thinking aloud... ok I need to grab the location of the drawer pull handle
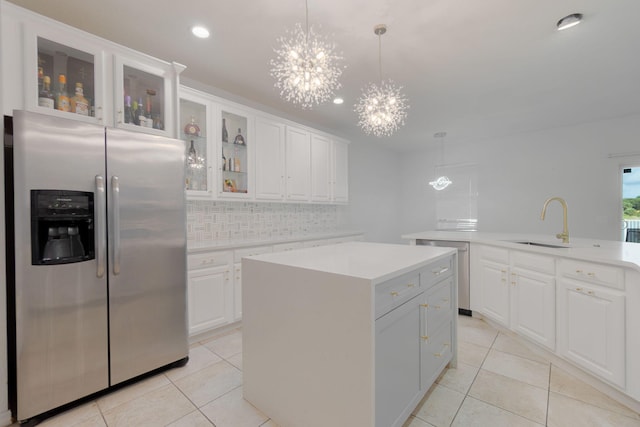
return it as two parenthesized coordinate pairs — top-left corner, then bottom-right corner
(587, 290), (594, 295)
(433, 267), (449, 276)
(501, 269), (507, 273)
(587, 272), (596, 277)
(390, 291), (399, 297)
(575, 287), (582, 292)
(420, 303), (429, 308)
(434, 305), (441, 310)
(434, 352), (443, 358)
(407, 283), (415, 288)
(421, 335), (429, 341)
(576, 269), (583, 274)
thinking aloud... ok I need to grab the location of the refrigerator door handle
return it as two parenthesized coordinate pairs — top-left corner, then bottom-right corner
(112, 176), (121, 275)
(95, 175), (106, 278)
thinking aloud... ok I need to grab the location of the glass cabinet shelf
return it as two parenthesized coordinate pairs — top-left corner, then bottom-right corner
(122, 65), (165, 131)
(220, 110), (249, 195)
(180, 96), (211, 194)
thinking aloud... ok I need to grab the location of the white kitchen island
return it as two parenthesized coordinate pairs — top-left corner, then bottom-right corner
(242, 242), (457, 427)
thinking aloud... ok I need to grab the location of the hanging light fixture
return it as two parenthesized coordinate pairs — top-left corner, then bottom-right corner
(270, 0), (344, 109)
(429, 132), (452, 190)
(354, 24), (409, 137)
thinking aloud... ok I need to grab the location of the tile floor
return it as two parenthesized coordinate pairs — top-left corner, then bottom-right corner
(12, 315), (640, 427)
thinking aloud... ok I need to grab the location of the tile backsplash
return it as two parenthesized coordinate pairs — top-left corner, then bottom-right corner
(187, 200), (350, 242)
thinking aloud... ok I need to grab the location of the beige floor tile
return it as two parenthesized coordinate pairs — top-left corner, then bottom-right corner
(452, 397), (544, 427)
(38, 402), (103, 427)
(202, 330), (243, 358)
(468, 369), (548, 424)
(458, 322), (498, 348)
(165, 344), (223, 382)
(96, 373), (170, 413)
(403, 415), (436, 427)
(482, 348), (550, 389)
(550, 366), (640, 420)
(166, 410), (215, 426)
(413, 384), (465, 427)
(200, 387), (269, 427)
(227, 352), (243, 370)
(436, 362), (479, 394)
(492, 332), (549, 364)
(548, 392), (640, 427)
(102, 384), (195, 427)
(173, 359), (242, 407)
(457, 340), (490, 367)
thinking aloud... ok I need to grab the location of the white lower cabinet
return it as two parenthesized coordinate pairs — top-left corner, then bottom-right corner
(187, 251), (233, 335)
(477, 258), (510, 327)
(557, 278), (625, 387)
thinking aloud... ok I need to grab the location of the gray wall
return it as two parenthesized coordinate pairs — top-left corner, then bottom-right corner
(397, 113), (640, 241)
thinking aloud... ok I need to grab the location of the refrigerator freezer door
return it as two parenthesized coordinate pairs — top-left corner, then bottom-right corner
(105, 128), (188, 385)
(12, 111), (109, 420)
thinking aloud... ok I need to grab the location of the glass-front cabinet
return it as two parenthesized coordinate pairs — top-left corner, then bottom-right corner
(180, 88), (214, 196)
(115, 55), (179, 137)
(24, 24), (105, 124)
(218, 106), (253, 199)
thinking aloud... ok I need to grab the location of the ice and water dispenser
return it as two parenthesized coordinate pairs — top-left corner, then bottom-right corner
(31, 190), (95, 265)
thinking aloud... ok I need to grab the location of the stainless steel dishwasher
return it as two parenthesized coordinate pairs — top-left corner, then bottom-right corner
(416, 240), (471, 315)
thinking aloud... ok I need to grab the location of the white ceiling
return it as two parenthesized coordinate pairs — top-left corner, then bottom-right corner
(8, 0), (640, 151)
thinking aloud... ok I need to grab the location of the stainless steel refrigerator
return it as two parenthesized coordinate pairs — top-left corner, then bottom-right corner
(5, 110), (188, 424)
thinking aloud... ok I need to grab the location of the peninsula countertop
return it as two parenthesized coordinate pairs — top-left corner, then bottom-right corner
(401, 231), (640, 272)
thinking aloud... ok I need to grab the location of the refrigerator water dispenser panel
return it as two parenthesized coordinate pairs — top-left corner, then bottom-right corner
(31, 189), (95, 265)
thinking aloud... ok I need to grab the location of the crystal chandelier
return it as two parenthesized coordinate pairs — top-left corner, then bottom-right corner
(270, 0), (344, 109)
(355, 24), (409, 137)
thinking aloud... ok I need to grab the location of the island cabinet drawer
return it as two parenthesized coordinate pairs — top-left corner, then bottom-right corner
(422, 277), (454, 335)
(234, 246), (273, 263)
(479, 245), (509, 264)
(375, 272), (421, 319)
(511, 251), (555, 275)
(558, 259), (624, 290)
(188, 251), (232, 270)
(421, 256), (454, 289)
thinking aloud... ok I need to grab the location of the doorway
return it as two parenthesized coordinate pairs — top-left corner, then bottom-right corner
(622, 166), (640, 242)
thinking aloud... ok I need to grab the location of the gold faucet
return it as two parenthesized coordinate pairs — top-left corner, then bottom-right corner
(540, 197), (569, 243)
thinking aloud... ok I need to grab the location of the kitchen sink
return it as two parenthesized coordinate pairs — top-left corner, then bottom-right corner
(511, 241), (570, 249)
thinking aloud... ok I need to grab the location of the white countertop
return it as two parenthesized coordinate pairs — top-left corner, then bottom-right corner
(187, 230), (363, 253)
(401, 231), (640, 271)
(244, 241), (456, 284)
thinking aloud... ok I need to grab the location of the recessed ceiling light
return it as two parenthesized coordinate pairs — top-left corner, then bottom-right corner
(191, 26), (210, 39)
(333, 97), (344, 105)
(557, 13), (583, 31)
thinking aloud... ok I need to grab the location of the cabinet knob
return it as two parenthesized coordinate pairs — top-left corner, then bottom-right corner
(421, 335), (429, 341)
(576, 269), (583, 274)
(390, 291), (399, 297)
(406, 283), (415, 288)
(587, 290), (595, 295)
(420, 303), (429, 308)
(434, 352), (443, 358)
(587, 272), (596, 277)
(575, 287), (582, 292)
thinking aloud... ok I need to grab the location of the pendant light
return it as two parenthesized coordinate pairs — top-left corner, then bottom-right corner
(429, 132), (452, 190)
(270, 0), (344, 109)
(354, 24), (409, 137)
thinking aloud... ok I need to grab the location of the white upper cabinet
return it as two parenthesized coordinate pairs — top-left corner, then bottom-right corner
(8, 3), (184, 137)
(332, 138), (349, 203)
(310, 133), (332, 202)
(285, 125), (311, 202)
(23, 21), (106, 125)
(254, 116), (286, 201)
(217, 104), (254, 199)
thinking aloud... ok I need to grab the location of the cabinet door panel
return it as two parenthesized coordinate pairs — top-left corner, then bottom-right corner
(285, 126), (311, 201)
(188, 266), (229, 335)
(310, 134), (331, 202)
(333, 140), (349, 203)
(557, 279), (625, 387)
(479, 261), (509, 326)
(255, 117), (285, 200)
(375, 295), (421, 427)
(511, 269), (555, 350)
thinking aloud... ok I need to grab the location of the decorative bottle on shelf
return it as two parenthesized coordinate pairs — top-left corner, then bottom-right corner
(37, 67), (44, 93)
(233, 128), (245, 145)
(132, 100), (140, 125)
(222, 150), (226, 171)
(56, 74), (70, 112)
(70, 82), (89, 116)
(187, 140), (197, 167)
(124, 95), (132, 124)
(38, 76), (55, 109)
(222, 118), (229, 142)
(184, 116), (200, 136)
(136, 97), (145, 126)
(234, 148), (240, 172)
(145, 89), (155, 128)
